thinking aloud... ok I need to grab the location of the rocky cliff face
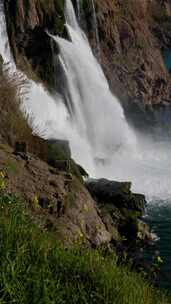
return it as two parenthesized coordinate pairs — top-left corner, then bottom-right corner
(4, 0), (65, 87)
(90, 0), (171, 130)
(94, 0), (171, 104)
(4, 0), (171, 130)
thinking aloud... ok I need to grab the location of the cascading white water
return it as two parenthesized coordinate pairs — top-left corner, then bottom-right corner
(65, 0), (79, 31)
(0, 2), (13, 66)
(90, 0), (101, 58)
(52, 24), (136, 160)
(1, 0), (171, 201)
(76, 0), (81, 22)
(51, 0), (171, 201)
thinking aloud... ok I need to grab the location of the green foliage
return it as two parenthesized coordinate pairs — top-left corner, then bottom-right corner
(70, 159), (83, 181)
(0, 193), (169, 303)
(47, 142), (83, 181)
(5, 160), (18, 174)
(47, 142), (70, 162)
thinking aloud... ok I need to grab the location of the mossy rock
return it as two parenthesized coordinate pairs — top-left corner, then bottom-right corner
(86, 178), (146, 214)
(46, 140), (83, 181)
(47, 139), (71, 164)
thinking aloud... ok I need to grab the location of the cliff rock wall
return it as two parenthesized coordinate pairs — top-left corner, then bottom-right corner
(4, 0), (65, 87)
(4, 0), (171, 131)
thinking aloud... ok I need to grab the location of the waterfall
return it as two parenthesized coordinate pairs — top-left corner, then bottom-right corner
(50, 0), (171, 200)
(0, 2), (14, 68)
(1, 0), (171, 200)
(52, 23), (135, 161)
(65, 0), (79, 31)
(76, 0), (81, 22)
(90, 0), (101, 59)
(0, 0), (97, 172)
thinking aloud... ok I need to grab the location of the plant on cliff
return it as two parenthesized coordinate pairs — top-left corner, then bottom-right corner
(0, 192), (169, 304)
(0, 69), (31, 146)
(0, 69), (76, 166)
(0, 69), (48, 158)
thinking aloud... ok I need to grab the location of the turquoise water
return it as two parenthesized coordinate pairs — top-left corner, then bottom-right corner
(163, 50), (171, 71)
(146, 202), (171, 291)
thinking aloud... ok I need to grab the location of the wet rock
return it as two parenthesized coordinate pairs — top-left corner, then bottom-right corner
(137, 219), (157, 243)
(85, 177), (150, 251)
(47, 140), (71, 171)
(86, 178), (146, 214)
(119, 215), (138, 241)
(76, 164), (89, 178)
(47, 140), (71, 161)
(86, 178), (131, 196)
(52, 160), (71, 172)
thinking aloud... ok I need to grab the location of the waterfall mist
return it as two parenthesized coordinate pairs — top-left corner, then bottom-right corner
(1, 0), (171, 201)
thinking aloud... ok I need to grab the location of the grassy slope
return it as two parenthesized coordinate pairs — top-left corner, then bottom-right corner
(0, 192), (169, 304)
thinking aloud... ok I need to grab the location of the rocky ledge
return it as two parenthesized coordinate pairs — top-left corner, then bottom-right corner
(86, 178), (152, 245)
(85, 178), (159, 278)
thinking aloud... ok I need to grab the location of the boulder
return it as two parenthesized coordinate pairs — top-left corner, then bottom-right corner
(85, 178), (150, 247)
(86, 178), (131, 197)
(47, 139), (71, 162)
(47, 140), (84, 181)
(85, 178), (146, 214)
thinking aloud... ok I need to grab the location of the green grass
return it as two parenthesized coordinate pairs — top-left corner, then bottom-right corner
(0, 193), (170, 304)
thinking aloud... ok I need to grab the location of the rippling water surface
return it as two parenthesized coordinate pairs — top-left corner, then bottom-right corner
(146, 201), (171, 291)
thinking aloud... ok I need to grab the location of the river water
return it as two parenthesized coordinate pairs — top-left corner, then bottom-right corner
(146, 202), (171, 291)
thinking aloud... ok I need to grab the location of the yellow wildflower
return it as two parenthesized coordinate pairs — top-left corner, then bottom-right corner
(0, 179), (6, 190)
(157, 256), (164, 264)
(0, 171), (5, 179)
(33, 195), (40, 209)
(137, 231), (143, 240)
